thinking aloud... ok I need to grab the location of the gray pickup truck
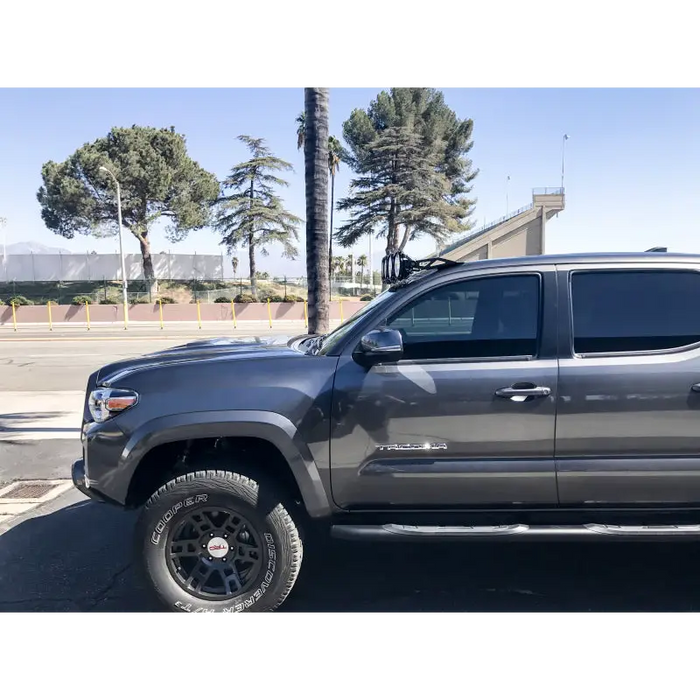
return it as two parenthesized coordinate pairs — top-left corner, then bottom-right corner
(72, 250), (700, 612)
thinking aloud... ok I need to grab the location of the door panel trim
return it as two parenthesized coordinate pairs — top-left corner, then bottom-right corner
(557, 457), (700, 505)
(360, 458), (556, 476)
(335, 458), (558, 508)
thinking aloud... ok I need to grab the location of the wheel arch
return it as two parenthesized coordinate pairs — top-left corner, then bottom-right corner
(115, 410), (331, 518)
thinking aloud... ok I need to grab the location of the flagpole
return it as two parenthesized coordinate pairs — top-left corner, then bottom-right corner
(561, 134), (569, 190)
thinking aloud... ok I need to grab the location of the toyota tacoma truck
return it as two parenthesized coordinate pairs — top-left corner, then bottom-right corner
(72, 250), (700, 612)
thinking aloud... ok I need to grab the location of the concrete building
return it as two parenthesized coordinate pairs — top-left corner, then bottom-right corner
(438, 188), (565, 262)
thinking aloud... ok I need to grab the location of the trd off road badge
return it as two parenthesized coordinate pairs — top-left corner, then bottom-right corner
(376, 443), (448, 452)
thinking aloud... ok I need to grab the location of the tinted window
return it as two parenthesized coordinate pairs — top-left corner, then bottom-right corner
(571, 270), (700, 354)
(386, 274), (540, 361)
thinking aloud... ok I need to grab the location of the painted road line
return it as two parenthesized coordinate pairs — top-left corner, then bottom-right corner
(0, 502), (36, 515)
(0, 391), (83, 442)
(2, 431), (81, 441)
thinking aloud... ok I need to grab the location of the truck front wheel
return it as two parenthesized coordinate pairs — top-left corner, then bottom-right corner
(135, 469), (303, 612)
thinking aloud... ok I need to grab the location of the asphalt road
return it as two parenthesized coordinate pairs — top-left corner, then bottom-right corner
(4, 481), (700, 612)
(4, 331), (700, 612)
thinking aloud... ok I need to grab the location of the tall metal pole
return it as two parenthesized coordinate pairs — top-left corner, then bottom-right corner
(329, 170), (334, 289)
(100, 166), (129, 327)
(506, 175), (510, 215)
(368, 234), (373, 293)
(561, 134), (569, 191)
(0, 216), (7, 283)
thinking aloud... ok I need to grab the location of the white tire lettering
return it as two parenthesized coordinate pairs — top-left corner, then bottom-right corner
(150, 494), (209, 545)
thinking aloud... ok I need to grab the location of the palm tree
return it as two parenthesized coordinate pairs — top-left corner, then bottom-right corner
(356, 253), (368, 290)
(331, 256), (346, 275)
(296, 112), (305, 150)
(303, 89), (330, 334)
(297, 113), (342, 286)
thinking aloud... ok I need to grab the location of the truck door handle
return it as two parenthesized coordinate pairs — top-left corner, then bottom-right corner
(692, 384), (700, 393)
(495, 385), (551, 399)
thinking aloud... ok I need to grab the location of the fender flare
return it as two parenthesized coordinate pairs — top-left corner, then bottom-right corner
(111, 410), (331, 518)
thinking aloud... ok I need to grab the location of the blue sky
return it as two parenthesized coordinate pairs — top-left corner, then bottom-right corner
(1, 88), (698, 276)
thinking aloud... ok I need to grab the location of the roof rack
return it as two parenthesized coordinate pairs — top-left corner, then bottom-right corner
(645, 246), (667, 252)
(380, 252), (461, 284)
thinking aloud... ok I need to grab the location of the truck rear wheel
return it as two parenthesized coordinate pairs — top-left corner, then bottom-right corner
(135, 469), (303, 612)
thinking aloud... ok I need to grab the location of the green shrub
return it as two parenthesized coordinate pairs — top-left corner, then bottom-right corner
(214, 296), (231, 303)
(266, 294), (284, 303)
(360, 294), (375, 301)
(159, 296), (176, 304)
(234, 294), (257, 303)
(99, 297), (120, 305)
(7, 295), (34, 306)
(284, 294), (305, 302)
(132, 298), (150, 304)
(71, 295), (93, 305)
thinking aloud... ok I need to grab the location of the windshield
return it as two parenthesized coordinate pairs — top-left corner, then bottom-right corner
(316, 289), (396, 355)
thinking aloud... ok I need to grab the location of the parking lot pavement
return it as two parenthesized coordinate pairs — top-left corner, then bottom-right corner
(4, 484), (700, 612)
(0, 327), (304, 392)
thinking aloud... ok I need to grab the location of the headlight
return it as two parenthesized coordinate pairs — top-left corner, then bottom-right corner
(88, 388), (139, 423)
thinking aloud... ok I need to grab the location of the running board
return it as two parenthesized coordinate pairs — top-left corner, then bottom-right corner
(331, 523), (700, 542)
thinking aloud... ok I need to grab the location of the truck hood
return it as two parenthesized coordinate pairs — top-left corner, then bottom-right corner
(96, 333), (316, 386)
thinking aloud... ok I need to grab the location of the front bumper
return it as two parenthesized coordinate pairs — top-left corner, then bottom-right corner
(71, 458), (113, 505)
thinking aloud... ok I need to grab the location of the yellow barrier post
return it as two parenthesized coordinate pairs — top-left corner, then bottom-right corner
(11, 301), (17, 332)
(196, 300), (202, 330)
(231, 300), (237, 329)
(304, 300), (308, 328)
(47, 301), (53, 331)
(267, 298), (272, 328)
(339, 299), (344, 323)
(123, 301), (129, 331)
(85, 300), (91, 331)
(158, 298), (164, 330)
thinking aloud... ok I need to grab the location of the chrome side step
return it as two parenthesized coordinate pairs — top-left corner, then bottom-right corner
(331, 523), (700, 542)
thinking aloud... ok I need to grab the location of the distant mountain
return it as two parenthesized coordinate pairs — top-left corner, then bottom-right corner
(6, 241), (72, 254)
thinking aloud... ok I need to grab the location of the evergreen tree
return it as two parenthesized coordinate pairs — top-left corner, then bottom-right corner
(214, 136), (300, 299)
(339, 88), (478, 254)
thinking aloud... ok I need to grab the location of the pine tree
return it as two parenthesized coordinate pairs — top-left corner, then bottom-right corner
(214, 136), (300, 299)
(339, 88), (478, 254)
(337, 126), (470, 252)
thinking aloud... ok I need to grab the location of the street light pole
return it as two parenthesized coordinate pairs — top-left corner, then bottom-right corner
(99, 166), (129, 328)
(0, 217), (7, 283)
(561, 134), (569, 191)
(506, 175), (510, 215)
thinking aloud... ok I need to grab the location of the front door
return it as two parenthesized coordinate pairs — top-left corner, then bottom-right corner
(556, 265), (700, 505)
(330, 269), (559, 509)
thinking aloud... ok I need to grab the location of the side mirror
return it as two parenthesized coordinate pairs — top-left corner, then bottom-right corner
(355, 328), (404, 366)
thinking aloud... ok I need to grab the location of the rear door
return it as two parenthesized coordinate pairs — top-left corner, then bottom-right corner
(555, 263), (700, 505)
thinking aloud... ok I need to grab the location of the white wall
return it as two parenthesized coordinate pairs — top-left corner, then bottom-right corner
(1, 253), (224, 282)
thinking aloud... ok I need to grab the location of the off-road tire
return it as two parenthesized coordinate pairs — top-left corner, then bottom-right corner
(135, 469), (303, 612)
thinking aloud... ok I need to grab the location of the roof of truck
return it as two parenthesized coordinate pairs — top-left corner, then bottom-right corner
(452, 251), (700, 270)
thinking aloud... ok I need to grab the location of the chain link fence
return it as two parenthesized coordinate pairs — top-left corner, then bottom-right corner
(1, 273), (384, 306)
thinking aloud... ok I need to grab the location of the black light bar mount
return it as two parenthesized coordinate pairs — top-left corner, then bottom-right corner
(380, 251), (460, 284)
